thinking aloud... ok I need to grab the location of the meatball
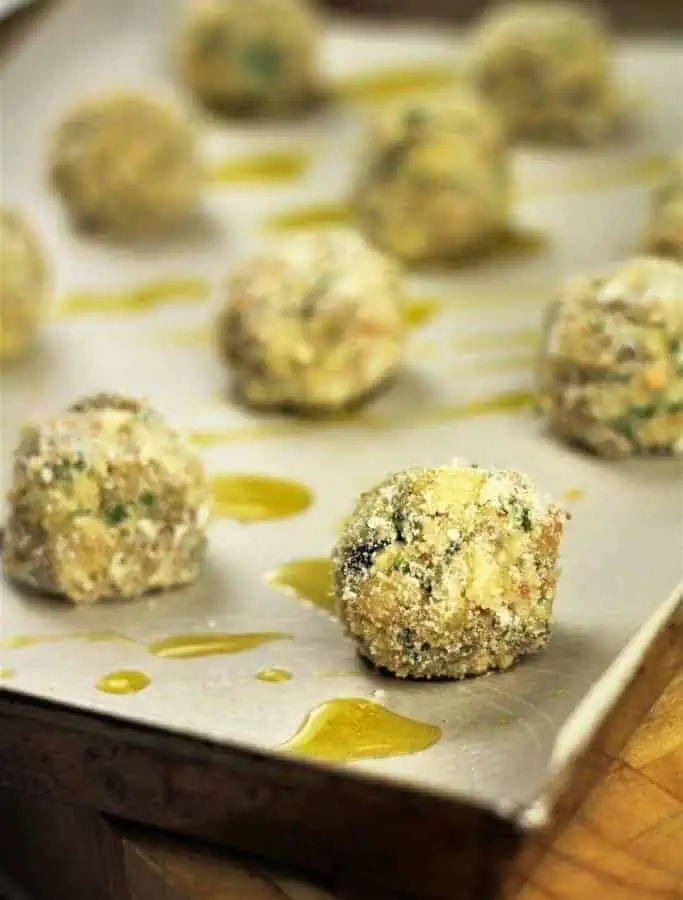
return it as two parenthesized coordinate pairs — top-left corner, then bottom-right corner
(177, 0), (320, 112)
(334, 462), (566, 679)
(538, 257), (683, 458)
(368, 85), (507, 163)
(469, 3), (622, 144)
(647, 155), (683, 261)
(217, 231), (406, 413)
(355, 123), (511, 264)
(50, 92), (200, 236)
(0, 208), (49, 362)
(3, 394), (210, 604)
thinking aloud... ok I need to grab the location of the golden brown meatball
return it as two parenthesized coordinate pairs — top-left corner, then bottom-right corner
(51, 92), (200, 236)
(469, 2), (623, 144)
(538, 257), (683, 458)
(217, 231), (406, 413)
(355, 127), (511, 264)
(177, 0), (321, 112)
(4, 394), (211, 604)
(0, 208), (49, 361)
(335, 462), (566, 679)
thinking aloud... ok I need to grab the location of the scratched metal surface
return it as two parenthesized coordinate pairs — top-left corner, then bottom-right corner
(0, 0), (681, 824)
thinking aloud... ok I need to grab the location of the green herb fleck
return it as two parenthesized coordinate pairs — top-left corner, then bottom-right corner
(403, 106), (427, 128)
(138, 491), (156, 508)
(520, 506), (533, 532)
(243, 40), (281, 83)
(104, 503), (128, 526)
(630, 403), (658, 420)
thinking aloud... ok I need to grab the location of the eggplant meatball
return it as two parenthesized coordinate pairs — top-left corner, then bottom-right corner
(0, 208), (49, 361)
(355, 127), (511, 264)
(50, 92), (200, 236)
(538, 257), (683, 458)
(469, 3), (623, 144)
(177, 0), (320, 112)
(217, 230), (406, 413)
(334, 462), (566, 679)
(4, 394), (211, 604)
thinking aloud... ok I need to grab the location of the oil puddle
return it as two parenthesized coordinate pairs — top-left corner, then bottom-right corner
(148, 632), (290, 660)
(211, 474), (314, 522)
(206, 149), (311, 185)
(400, 295), (440, 329)
(96, 670), (150, 695)
(333, 63), (458, 104)
(256, 668), (293, 683)
(0, 669), (15, 681)
(264, 201), (351, 233)
(562, 487), (585, 503)
(57, 278), (208, 317)
(191, 389), (534, 446)
(267, 558), (335, 615)
(0, 631), (135, 650)
(280, 697), (441, 761)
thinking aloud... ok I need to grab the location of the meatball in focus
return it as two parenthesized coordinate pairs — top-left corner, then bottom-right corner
(469, 2), (622, 144)
(647, 155), (683, 261)
(217, 231), (406, 413)
(0, 208), (49, 362)
(4, 394), (211, 604)
(538, 257), (683, 458)
(50, 92), (200, 236)
(177, 0), (320, 112)
(334, 462), (566, 679)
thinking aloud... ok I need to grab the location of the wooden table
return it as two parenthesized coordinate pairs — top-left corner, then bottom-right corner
(1, 4), (682, 899)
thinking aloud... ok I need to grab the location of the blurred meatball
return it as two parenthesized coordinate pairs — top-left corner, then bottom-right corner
(0, 208), (49, 361)
(51, 92), (200, 236)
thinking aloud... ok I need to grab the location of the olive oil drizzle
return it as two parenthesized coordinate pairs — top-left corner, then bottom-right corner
(281, 697), (442, 761)
(210, 474), (314, 522)
(333, 63), (459, 103)
(267, 558), (335, 615)
(206, 149), (311, 185)
(256, 668), (293, 683)
(56, 278), (208, 317)
(189, 389), (535, 446)
(96, 670), (150, 695)
(147, 632), (291, 660)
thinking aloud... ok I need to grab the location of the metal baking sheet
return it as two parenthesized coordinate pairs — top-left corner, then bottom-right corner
(1, 0), (681, 825)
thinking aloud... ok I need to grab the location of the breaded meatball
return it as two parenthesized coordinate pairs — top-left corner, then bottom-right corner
(469, 3), (622, 144)
(177, 0), (320, 112)
(4, 394), (210, 604)
(538, 257), (683, 458)
(647, 155), (683, 261)
(368, 85), (507, 163)
(0, 208), (49, 361)
(355, 125), (511, 264)
(217, 231), (406, 413)
(50, 92), (200, 236)
(334, 462), (566, 679)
